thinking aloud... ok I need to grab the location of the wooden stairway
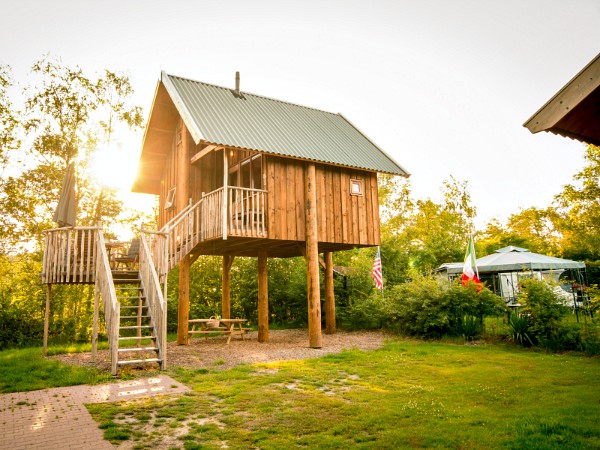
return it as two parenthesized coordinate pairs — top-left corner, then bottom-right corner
(113, 271), (162, 369)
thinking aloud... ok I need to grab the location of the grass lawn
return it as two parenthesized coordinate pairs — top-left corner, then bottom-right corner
(86, 339), (600, 449)
(0, 345), (113, 393)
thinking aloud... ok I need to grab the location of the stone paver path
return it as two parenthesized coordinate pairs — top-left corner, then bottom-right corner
(0, 375), (191, 449)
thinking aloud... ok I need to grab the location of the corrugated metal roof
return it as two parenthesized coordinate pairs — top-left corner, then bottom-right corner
(162, 71), (408, 176)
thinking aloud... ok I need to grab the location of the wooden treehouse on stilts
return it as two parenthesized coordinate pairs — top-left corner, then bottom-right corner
(41, 71), (408, 375)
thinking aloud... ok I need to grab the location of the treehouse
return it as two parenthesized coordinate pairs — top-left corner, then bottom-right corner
(132, 71), (407, 348)
(41, 71), (408, 374)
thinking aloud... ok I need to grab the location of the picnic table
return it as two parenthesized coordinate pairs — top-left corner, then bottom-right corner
(188, 318), (250, 344)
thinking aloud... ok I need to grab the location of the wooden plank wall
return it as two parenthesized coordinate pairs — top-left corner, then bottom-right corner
(158, 127), (179, 229)
(265, 156), (380, 246)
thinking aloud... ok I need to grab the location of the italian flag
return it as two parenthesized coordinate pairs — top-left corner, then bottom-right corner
(461, 235), (482, 289)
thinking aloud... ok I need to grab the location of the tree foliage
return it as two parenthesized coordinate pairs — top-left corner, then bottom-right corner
(378, 174), (476, 275)
(0, 57), (143, 251)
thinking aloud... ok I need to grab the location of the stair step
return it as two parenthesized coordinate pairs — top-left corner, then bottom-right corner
(120, 305), (148, 309)
(120, 325), (153, 330)
(117, 358), (161, 366)
(120, 315), (150, 320)
(118, 347), (159, 353)
(118, 335), (156, 341)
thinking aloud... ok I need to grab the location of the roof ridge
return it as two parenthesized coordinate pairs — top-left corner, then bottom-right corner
(165, 72), (341, 117)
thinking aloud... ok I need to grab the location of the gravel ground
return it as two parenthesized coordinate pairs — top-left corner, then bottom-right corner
(50, 329), (392, 373)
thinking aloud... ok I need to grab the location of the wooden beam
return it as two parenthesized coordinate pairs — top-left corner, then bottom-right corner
(305, 162), (322, 348)
(177, 120), (191, 345)
(178, 254), (190, 345)
(91, 283), (99, 362)
(324, 251), (336, 334)
(190, 144), (221, 165)
(258, 250), (269, 343)
(43, 284), (51, 356)
(222, 255), (235, 319)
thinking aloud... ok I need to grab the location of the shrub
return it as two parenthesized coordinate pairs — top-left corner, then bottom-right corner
(507, 312), (533, 346)
(518, 278), (569, 348)
(384, 274), (505, 339)
(337, 293), (389, 331)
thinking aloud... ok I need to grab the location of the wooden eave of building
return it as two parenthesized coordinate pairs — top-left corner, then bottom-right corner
(132, 82), (180, 195)
(524, 52), (600, 146)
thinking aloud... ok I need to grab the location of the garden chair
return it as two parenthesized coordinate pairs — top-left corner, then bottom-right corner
(115, 238), (140, 269)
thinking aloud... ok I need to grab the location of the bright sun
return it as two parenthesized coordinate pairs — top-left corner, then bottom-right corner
(89, 144), (137, 192)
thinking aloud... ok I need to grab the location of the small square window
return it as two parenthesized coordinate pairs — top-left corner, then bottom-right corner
(165, 187), (177, 210)
(350, 179), (363, 196)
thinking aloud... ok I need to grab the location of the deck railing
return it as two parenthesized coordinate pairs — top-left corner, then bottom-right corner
(139, 232), (167, 370)
(42, 227), (98, 284)
(227, 187), (267, 238)
(200, 188), (224, 242)
(94, 228), (120, 374)
(160, 186), (267, 271)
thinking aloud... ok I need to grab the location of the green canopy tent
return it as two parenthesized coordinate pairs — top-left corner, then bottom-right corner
(435, 246), (586, 304)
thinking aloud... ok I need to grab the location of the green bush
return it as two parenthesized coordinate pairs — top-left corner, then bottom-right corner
(337, 293), (389, 330)
(518, 278), (570, 348)
(382, 274), (504, 339)
(507, 312), (533, 346)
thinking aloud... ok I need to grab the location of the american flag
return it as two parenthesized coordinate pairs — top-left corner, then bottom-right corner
(372, 247), (383, 290)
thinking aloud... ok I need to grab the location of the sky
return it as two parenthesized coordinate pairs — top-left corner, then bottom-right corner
(1, 0), (599, 233)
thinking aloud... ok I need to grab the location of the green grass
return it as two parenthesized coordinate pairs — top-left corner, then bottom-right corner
(0, 346), (112, 393)
(86, 339), (600, 449)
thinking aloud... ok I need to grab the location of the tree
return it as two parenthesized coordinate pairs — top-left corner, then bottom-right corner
(554, 144), (600, 260)
(370, 174), (479, 284)
(0, 64), (20, 168)
(477, 208), (561, 257)
(0, 57), (143, 251)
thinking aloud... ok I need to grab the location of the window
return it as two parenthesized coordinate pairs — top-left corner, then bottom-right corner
(164, 186), (176, 210)
(350, 179), (363, 196)
(228, 152), (263, 189)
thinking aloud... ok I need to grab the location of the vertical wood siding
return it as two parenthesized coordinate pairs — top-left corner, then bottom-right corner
(265, 156), (380, 246)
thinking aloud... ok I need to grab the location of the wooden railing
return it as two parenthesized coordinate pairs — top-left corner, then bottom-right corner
(163, 198), (203, 271)
(93, 228), (120, 375)
(158, 186), (267, 272)
(141, 225), (168, 286)
(139, 232), (167, 370)
(42, 227), (98, 284)
(200, 187), (224, 242)
(227, 187), (267, 238)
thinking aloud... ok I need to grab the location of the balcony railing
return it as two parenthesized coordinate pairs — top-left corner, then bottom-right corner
(161, 186), (267, 271)
(41, 227), (99, 284)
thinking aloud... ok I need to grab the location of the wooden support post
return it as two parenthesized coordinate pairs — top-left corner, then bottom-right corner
(258, 250), (269, 343)
(305, 163), (322, 348)
(324, 251), (336, 334)
(222, 148), (229, 240)
(178, 254), (190, 345)
(43, 284), (51, 356)
(92, 283), (100, 362)
(177, 119), (191, 345)
(222, 255), (234, 319)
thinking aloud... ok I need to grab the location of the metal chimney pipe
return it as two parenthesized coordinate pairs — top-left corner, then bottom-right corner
(235, 71), (240, 96)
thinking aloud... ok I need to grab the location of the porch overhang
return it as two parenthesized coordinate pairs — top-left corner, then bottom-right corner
(524, 52), (600, 146)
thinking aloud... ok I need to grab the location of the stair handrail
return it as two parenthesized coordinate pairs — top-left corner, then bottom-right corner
(94, 228), (120, 375)
(165, 197), (204, 231)
(139, 231), (167, 370)
(161, 198), (193, 233)
(163, 196), (205, 271)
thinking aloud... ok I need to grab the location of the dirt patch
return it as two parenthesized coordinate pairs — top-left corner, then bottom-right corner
(50, 329), (391, 372)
